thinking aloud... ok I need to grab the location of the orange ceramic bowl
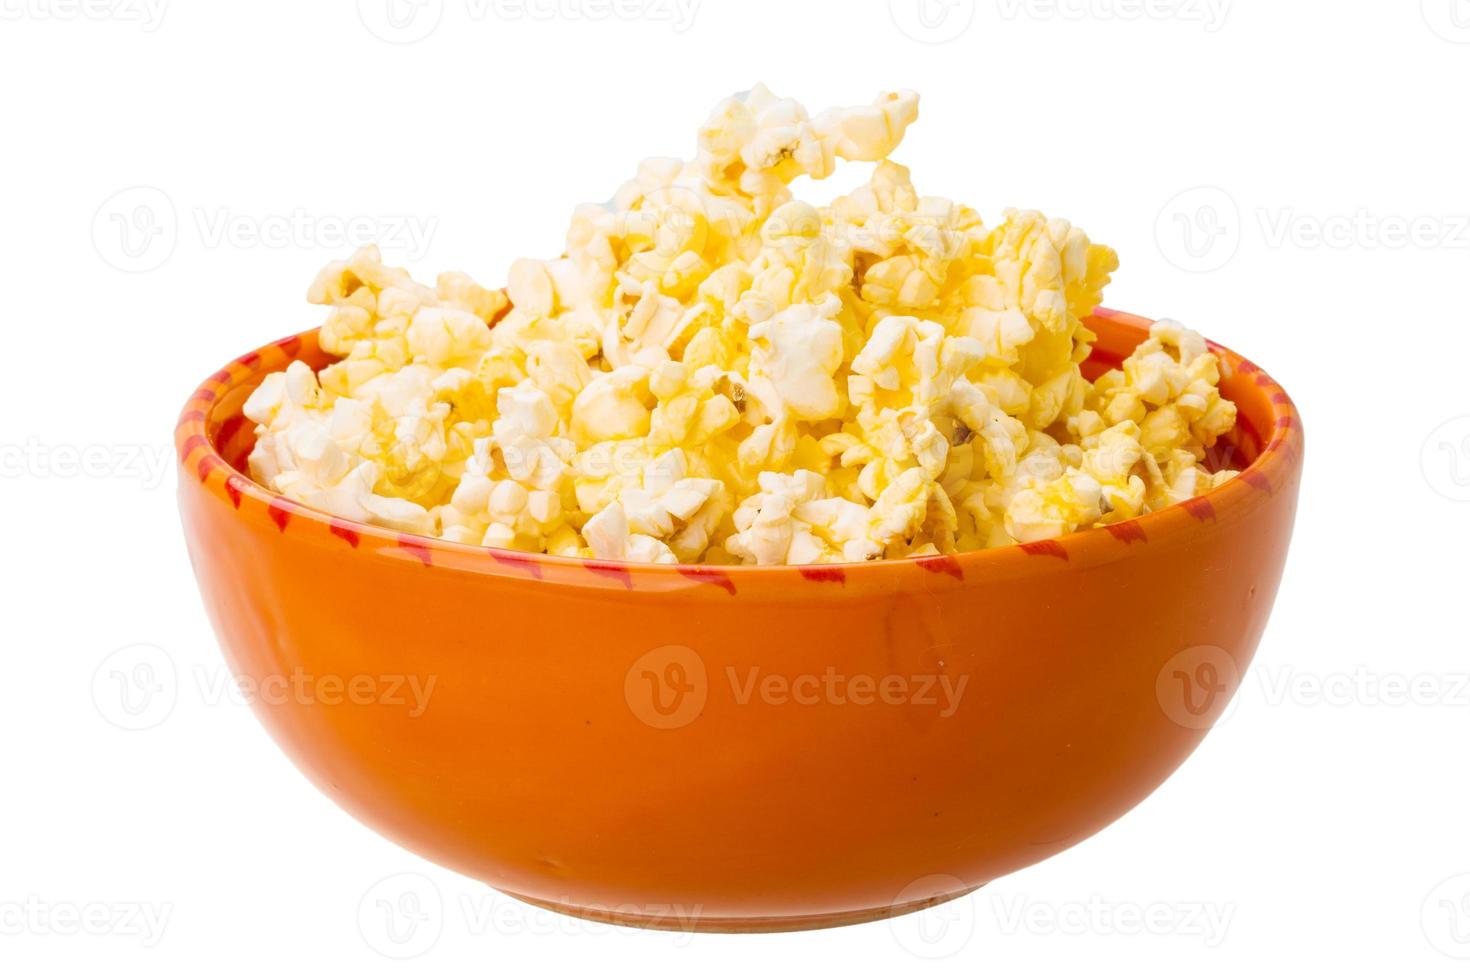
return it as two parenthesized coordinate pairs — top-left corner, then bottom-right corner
(176, 308), (1303, 932)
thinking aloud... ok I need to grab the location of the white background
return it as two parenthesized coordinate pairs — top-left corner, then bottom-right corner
(3, 0), (1468, 975)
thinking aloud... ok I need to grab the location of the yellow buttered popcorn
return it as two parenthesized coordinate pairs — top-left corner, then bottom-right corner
(244, 85), (1239, 565)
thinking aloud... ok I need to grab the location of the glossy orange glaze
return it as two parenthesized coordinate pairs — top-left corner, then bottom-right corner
(176, 309), (1303, 930)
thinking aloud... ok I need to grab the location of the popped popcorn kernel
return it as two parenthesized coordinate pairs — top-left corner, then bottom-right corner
(246, 86), (1239, 565)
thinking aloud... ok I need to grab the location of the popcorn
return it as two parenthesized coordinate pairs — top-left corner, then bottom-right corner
(726, 470), (831, 565)
(746, 298), (846, 423)
(245, 85), (1240, 565)
(582, 501), (679, 564)
(1093, 318), (1239, 495)
(571, 365), (653, 443)
(727, 466), (954, 564)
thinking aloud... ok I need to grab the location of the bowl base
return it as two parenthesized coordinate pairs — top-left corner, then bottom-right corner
(499, 884), (982, 934)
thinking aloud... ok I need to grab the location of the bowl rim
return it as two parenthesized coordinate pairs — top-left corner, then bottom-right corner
(176, 307), (1303, 593)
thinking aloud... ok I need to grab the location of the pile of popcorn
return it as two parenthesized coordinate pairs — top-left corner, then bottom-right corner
(244, 85), (1238, 565)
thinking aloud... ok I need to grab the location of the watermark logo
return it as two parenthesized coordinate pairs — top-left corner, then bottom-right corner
(1155, 185), (1240, 273)
(358, 877), (702, 949)
(889, 0), (976, 43)
(93, 187), (437, 271)
(1422, 0), (1470, 43)
(990, 893), (1234, 946)
(1258, 209), (1470, 250)
(92, 655), (438, 729)
(92, 643), (177, 731)
(358, 873), (444, 958)
(994, 0), (1229, 31)
(0, 897), (173, 946)
(193, 665), (438, 717)
(0, 438), (172, 489)
(1156, 644), (1239, 730)
(624, 645), (707, 729)
(357, 0), (444, 42)
(460, 892), (702, 939)
(192, 207), (436, 258)
(1422, 873), (1470, 959)
(0, 0), (168, 30)
(1159, 187), (1470, 272)
(725, 666), (968, 717)
(889, 874), (976, 958)
(1256, 666), (1470, 709)
(1422, 417), (1470, 502)
(359, 0), (698, 42)
(485, 0), (699, 31)
(92, 186), (177, 273)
